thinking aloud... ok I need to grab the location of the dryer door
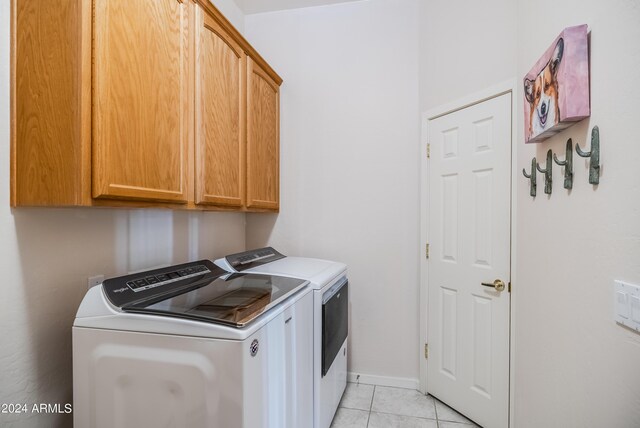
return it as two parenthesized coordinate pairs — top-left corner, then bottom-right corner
(322, 279), (348, 377)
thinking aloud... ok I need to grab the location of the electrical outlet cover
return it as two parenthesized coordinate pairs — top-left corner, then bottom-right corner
(88, 275), (105, 290)
(614, 280), (640, 333)
(630, 295), (640, 324)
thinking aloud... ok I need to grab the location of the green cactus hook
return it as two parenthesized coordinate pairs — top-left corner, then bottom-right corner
(522, 157), (537, 197)
(576, 126), (600, 185)
(553, 138), (573, 190)
(536, 149), (553, 195)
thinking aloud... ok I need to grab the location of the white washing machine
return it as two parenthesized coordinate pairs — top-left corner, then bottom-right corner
(215, 247), (348, 428)
(73, 259), (313, 428)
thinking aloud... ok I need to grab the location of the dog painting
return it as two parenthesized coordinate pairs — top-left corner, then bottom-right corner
(523, 25), (590, 143)
(525, 38), (564, 137)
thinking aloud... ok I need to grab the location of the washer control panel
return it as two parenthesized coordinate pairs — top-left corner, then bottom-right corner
(126, 264), (210, 293)
(102, 259), (225, 309)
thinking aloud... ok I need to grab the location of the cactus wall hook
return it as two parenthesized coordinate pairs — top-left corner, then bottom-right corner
(522, 157), (537, 197)
(536, 149), (553, 195)
(576, 126), (600, 185)
(553, 139), (574, 189)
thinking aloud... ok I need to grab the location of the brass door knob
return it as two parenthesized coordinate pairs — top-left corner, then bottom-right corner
(481, 279), (506, 292)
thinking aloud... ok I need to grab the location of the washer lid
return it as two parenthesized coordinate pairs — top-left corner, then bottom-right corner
(127, 273), (307, 327)
(101, 259), (308, 328)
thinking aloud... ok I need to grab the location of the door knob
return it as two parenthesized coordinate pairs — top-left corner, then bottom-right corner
(481, 279), (506, 292)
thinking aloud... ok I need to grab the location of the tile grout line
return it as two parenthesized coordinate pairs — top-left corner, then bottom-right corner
(366, 409), (438, 417)
(365, 409), (439, 420)
(369, 385), (375, 411)
(432, 397), (478, 427)
(433, 394), (442, 428)
(365, 385), (375, 428)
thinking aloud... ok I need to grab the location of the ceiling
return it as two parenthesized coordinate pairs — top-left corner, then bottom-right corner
(234, 0), (366, 14)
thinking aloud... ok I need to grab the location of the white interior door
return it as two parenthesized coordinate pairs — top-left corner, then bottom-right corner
(427, 93), (511, 428)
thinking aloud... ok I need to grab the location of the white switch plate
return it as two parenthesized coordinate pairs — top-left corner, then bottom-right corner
(614, 280), (640, 333)
(630, 295), (640, 323)
(88, 274), (104, 290)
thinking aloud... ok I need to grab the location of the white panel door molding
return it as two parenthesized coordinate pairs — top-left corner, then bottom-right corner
(426, 93), (511, 428)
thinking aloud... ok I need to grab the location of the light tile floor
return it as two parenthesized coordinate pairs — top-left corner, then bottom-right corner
(331, 383), (480, 428)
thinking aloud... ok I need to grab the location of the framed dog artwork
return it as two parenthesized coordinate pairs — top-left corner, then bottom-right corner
(523, 24), (590, 144)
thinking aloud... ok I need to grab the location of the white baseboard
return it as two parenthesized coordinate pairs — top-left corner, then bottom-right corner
(347, 372), (419, 390)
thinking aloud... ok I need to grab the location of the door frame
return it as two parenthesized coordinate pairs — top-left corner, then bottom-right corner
(418, 79), (518, 428)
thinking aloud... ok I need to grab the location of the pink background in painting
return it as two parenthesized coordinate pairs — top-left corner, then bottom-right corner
(523, 24), (590, 143)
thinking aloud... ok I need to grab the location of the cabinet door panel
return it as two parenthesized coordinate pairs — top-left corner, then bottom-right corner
(14, 0), (86, 206)
(246, 59), (280, 210)
(195, 8), (245, 207)
(92, 0), (189, 203)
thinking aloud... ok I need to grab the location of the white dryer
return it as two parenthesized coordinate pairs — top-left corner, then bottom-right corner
(215, 247), (348, 428)
(73, 260), (313, 428)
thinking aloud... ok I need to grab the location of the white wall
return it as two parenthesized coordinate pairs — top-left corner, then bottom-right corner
(212, 0), (245, 32)
(419, 0), (517, 112)
(244, 0), (422, 386)
(235, 0), (363, 15)
(0, 1), (246, 426)
(514, 1), (640, 427)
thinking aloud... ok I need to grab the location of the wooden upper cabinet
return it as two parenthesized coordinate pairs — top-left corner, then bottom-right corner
(92, 0), (190, 203)
(12, 0), (282, 211)
(194, 6), (246, 207)
(246, 58), (280, 210)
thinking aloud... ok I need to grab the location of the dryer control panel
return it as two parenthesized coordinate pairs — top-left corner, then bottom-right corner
(225, 247), (285, 272)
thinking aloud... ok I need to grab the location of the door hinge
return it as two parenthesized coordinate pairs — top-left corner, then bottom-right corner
(424, 343), (428, 359)
(426, 143), (431, 159)
(425, 243), (430, 259)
